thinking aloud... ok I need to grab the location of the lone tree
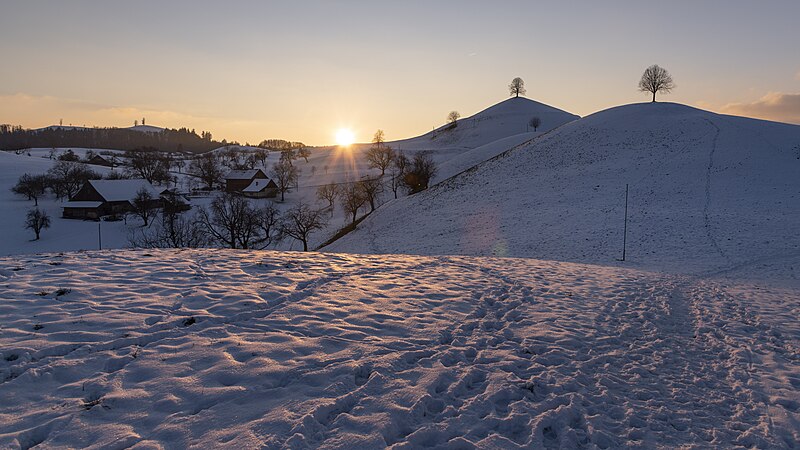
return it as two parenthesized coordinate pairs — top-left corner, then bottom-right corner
(316, 182), (339, 210)
(403, 151), (438, 194)
(357, 177), (383, 212)
(529, 117), (541, 132)
(447, 111), (461, 125)
(388, 151), (409, 199)
(297, 147), (312, 163)
(12, 174), (48, 206)
(339, 182), (367, 225)
(189, 153), (224, 189)
(25, 208), (51, 240)
(365, 146), (395, 176)
(638, 64), (675, 102)
(279, 203), (327, 252)
(509, 77), (526, 98)
(365, 129), (395, 176)
(271, 159), (299, 202)
(131, 187), (157, 227)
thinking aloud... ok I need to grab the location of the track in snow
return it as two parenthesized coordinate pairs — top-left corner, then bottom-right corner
(0, 250), (798, 448)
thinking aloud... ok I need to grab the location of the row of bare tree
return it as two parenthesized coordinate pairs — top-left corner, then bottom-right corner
(130, 193), (327, 252)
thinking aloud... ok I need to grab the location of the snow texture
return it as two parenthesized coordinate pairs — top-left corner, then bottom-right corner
(0, 249), (797, 448)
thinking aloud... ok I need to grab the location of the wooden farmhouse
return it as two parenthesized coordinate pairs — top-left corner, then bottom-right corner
(63, 179), (162, 220)
(241, 177), (279, 199)
(225, 169), (272, 193)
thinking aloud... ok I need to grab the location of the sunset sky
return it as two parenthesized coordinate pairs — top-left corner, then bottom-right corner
(1, 0), (799, 146)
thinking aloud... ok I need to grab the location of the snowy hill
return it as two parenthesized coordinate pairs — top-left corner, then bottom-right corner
(328, 103), (800, 282)
(127, 125), (164, 133)
(392, 97), (580, 151)
(1, 249), (797, 448)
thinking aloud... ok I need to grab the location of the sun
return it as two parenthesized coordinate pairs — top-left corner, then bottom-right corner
(335, 128), (355, 146)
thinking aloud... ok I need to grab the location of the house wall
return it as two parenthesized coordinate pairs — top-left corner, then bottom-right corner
(226, 179), (253, 192)
(63, 207), (101, 220)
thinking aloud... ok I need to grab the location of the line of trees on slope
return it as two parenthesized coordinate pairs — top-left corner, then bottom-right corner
(314, 129), (438, 227)
(129, 193), (327, 252)
(0, 126), (227, 154)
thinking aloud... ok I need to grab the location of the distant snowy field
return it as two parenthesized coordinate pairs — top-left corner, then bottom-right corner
(1, 249), (798, 448)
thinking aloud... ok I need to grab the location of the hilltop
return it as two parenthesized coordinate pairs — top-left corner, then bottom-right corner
(392, 97), (580, 152)
(328, 102), (800, 283)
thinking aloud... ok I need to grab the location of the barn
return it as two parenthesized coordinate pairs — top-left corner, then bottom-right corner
(225, 169), (269, 193)
(241, 178), (279, 198)
(63, 179), (162, 220)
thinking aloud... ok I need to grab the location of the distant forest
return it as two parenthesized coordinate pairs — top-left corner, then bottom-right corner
(0, 125), (231, 154)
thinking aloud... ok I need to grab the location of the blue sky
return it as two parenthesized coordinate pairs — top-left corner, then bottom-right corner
(1, 1), (798, 144)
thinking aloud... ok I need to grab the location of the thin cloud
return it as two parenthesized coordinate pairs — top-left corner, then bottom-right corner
(719, 92), (800, 125)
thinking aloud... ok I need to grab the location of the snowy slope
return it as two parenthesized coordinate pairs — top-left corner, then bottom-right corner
(392, 97), (579, 151)
(0, 249), (797, 448)
(0, 152), (132, 256)
(127, 125), (164, 133)
(328, 103), (800, 282)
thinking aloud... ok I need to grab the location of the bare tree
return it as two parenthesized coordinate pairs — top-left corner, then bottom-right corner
(388, 151), (410, 199)
(25, 208), (51, 240)
(271, 159), (299, 202)
(196, 193), (279, 249)
(339, 182), (367, 225)
(403, 151), (438, 194)
(364, 145), (396, 176)
(131, 187), (158, 227)
(189, 153), (224, 189)
(46, 161), (102, 200)
(638, 64), (675, 102)
(529, 116), (541, 132)
(125, 148), (171, 184)
(253, 148), (269, 169)
(357, 177), (383, 212)
(447, 110), (461, 125)
(12, 174), (48, 206)
(297, 147), (311, 163)
(372, 129), (385, 146)
(509, 77), (526, 98)
(316, 182), (339, 209)
(280, 148), (297, 167)
(129, 210), (208, 249)
(279, 203), (328, 251)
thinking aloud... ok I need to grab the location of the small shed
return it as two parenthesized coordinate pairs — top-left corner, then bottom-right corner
(63, 179), (161, 220)
(225, 169), (268, 193)
(241, 178), (279, 199)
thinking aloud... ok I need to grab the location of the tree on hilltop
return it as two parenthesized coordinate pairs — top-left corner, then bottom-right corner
(509, 77), (526, 98)
(447, 111), (461, 126)
(638, 64), (675, 102)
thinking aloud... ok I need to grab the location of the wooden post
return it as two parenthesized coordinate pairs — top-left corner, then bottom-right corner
(98, 221), (102, 250)
(621, 184), (628, 261)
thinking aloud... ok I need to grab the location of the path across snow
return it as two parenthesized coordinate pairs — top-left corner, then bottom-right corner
(1, 250), (797, 448)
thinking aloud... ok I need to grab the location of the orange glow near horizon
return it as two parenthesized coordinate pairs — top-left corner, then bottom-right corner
(335, 128), (355, 147)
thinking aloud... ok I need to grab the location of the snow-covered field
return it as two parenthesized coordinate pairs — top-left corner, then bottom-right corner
(1, 249), (797, 448)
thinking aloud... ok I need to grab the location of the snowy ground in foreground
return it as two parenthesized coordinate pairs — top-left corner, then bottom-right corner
(1, 249), (797, 449)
